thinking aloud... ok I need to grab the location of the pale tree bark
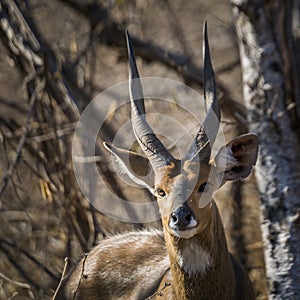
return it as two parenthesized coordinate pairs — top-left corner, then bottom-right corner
(232, 0), (300, 299)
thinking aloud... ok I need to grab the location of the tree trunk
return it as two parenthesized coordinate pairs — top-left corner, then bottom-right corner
(232, 0), (300, 298)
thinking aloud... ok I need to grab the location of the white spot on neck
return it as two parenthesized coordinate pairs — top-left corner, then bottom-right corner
(178, 241), (212, 276)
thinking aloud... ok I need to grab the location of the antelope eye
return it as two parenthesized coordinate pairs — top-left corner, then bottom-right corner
(198, 182), (209, 193)
(156, 188), (166, 197)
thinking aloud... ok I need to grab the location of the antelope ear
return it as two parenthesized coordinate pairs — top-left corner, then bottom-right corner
(103, 142), (154, 193)
(214, 134), (258, 182)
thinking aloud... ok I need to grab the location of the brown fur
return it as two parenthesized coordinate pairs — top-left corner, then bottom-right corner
(57, 159), (256, 299)
(155, 202), (254, 299)
(57, 203), (254, 300)
(57, 135), (258, 299)
(57, 230), (170, 300)
(57, 27), (258, 299)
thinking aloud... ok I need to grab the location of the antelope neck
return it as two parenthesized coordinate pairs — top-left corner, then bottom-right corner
(164, 202), (233, 300)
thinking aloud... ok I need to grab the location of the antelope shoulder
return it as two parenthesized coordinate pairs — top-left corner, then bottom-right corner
(59, 230), (170, 300)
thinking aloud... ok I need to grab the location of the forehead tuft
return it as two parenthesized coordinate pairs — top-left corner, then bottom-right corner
(181, 160), (212, 185)
(157, 159), (211, 177)
(157, 161), (180, 177)
(156, 160), (204, 184)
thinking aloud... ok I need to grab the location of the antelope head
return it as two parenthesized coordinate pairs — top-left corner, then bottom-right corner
(104, 23), (258, 240)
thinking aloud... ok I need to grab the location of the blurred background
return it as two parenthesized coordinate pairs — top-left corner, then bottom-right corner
(3, 0), (299, 299)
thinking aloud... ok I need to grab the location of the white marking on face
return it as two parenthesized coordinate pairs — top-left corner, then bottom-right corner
(186, 218), (197, 228)
(169, 216), (198, 239)
(171, 228), (197, 239)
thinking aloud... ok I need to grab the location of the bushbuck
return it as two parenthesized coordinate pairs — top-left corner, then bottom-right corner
(57, 23), (258, 300)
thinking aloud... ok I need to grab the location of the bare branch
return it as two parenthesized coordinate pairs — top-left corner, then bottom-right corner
(59, 0), (246, 121)
(0, 79), (45, 198)
(0, 271), (34, 299)
(52, 257), (69, 300)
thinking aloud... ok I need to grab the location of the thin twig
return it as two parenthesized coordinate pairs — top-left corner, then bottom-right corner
(59, 0), (244, 120)
(2, 122), (77, 141)
(145, 281), (171, 299)
(0, 237), (59, 281)
(0, 271), (34, 299)
(0, 79), (45, 198)
(73, 253), (88, 300)
(52, 257), (69, 300)
(0, 243), (38, 289)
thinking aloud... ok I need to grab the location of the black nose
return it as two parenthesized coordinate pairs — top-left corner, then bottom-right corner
(170, 206), (194, 230)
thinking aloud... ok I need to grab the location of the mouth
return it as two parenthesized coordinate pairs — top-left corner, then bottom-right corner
(169, 226), (198, 239)
(176, 219), (198, 230)
(168, 218), (198, 238)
